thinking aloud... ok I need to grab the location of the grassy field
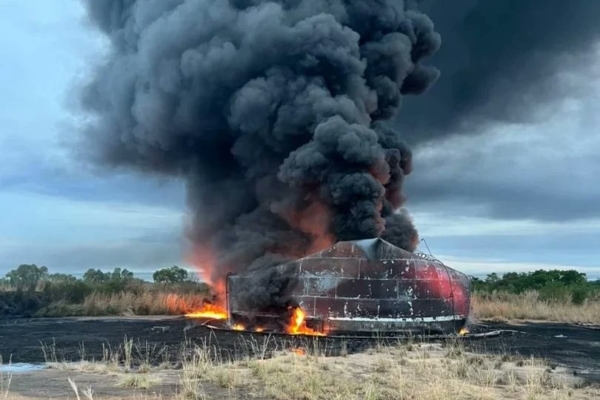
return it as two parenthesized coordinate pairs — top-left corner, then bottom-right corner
(472, 291), (600, 324)
(3, 279), (600, 399)
(0, 283), (211, 318)
(3, 268), (599, 399)
(30, 288), (600, 324)
(4, 285), (600, 324)
(2, 337), (598, 400)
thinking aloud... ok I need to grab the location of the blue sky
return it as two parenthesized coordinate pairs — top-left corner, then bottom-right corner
(1, 1), (599, 279)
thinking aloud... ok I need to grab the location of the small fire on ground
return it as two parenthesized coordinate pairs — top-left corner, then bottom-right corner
(231, 324), (266, 333)
(185, 303), (325, 336)
(287, 307), (325, 336)
(458, 327), (469, 336)
(185, 303), (228, 320)
(292, 348), (306, 356)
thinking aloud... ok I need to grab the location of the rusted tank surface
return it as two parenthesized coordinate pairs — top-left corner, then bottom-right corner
(227, 238), (471, 335)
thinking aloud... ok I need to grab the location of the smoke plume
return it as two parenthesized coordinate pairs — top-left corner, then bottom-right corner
(399, 0), (600, 142)
(77, 0), (440, 296)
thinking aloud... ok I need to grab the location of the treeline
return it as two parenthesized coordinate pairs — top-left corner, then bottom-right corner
(0, 264), (210, 317)
(471, 269), (600, 305)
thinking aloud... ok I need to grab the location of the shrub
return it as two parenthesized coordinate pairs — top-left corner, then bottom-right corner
(43, 280), (93, 304)
(570, 285), (589, 305)
(538, 282), (571, 303)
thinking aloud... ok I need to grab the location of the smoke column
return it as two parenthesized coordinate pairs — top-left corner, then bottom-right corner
(77, 0), (441, 296)
(399, 0), (600, 142)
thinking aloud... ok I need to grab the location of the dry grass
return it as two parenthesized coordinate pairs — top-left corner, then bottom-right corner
(43, 336), (171, 375)
(472, 291), (600, 323)
(4, 338), (600, 400)
(83, 292), (209, 316)
(174, 340), (599, 400)
(117, 374), (160, 389)
(11, 278), (598, 323)
(41, 291), (209, 317)
(51, 288), (600, 323)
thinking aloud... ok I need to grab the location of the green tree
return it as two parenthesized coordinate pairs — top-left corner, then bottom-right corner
(486, 273), (499, 284)
(104, 268), (136, 293)
(83, 268), (135, 293)
(47, 273), (78, 284)
(153, 266), (189, 283)
(111, 268), (134, 281)
(83, 269), (111, 284)
(6, 264), (48, 292)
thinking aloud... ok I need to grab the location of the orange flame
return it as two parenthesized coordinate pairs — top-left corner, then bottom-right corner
(286, 307), (325, 336)
(185, 303), (228, 320)
(187, 246), (227, 299)
(184, 304), (325, 335)
(292, 348), (306, 356)
(183, 246), (230, 320)
(458, 327), (469, 336)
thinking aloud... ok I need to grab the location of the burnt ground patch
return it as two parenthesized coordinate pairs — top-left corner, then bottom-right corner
(0, 317), (598, 384)
(465, 321), (600, 384)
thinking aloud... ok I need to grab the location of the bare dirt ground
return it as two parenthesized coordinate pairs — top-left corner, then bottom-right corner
(3, 368), (179, 399)
(1, 316), (599, 391)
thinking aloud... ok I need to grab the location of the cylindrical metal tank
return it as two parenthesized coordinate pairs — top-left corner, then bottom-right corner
(227, 238), (471, 335)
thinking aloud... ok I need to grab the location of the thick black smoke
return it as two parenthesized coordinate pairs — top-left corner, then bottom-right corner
(399, 0), (600, 142)
(77, 0), (440, 299)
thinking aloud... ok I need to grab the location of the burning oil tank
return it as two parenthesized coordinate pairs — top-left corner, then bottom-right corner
(226, 238), (471, 335)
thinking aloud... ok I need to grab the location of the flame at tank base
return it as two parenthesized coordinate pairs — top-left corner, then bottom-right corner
(226, 238), (471, 336)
